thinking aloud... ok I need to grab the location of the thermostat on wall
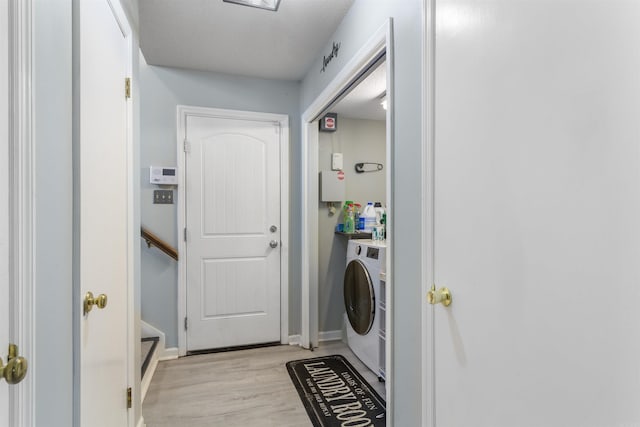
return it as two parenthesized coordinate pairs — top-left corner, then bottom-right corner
(149, 166), (178, 185)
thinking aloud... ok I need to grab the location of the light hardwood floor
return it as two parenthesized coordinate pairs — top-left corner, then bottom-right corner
(142, 341), (386, 427)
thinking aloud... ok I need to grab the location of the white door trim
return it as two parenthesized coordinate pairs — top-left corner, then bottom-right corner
(8, 0), (35, 424)
(300, 18), (394, 422)
(421, 1), (435, 426)
(301, 19), (391, 346)
(113, 0), (136, 424)
(176, 105), (290, 356)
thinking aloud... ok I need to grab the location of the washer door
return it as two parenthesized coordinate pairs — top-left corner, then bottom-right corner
(344, 259), (375, 335)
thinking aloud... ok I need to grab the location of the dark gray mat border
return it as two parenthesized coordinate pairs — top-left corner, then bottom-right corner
(286, 354), (386, 427)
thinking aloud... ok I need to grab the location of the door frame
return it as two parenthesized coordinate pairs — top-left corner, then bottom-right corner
(6, 0), (35, 424)
(176, 105), (290, 356)
(300, 17), (394, 420)
(421, 0), (435, 426)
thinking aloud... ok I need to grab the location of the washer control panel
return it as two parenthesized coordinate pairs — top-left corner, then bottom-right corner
(366, 247), (379, 260)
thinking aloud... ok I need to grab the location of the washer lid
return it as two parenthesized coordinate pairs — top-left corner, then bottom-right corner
(344, 259), (375, 335)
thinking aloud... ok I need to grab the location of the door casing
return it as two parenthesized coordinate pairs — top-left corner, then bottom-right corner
(300, 18), (394, 424)
(176, 105), (290, 356)
(5, 0), (35, 425)
(422, 1), (435, 426)
(1, 0), (8, 418)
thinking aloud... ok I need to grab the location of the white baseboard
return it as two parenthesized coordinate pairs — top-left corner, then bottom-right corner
(141, 320), (168, 403)
(141, 321), (179, 360)
(288, 330), (342, 346)
(288, 335), (301, 346)
(136, 416), (146, 427)
(159, 347), (179, 361)
(319, 330), (343, 342)
(141, 351), (159, 403)
(141, 320), (163, 338)
(141, 320), (166, 354)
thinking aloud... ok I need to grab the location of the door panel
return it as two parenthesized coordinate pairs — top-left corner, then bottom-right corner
(201, 258), (267, 317)
(186, 114), (281, 351)
(433, 1), (640, 426)
(201, 134), (267, 235)
(79, 1), (131, 425)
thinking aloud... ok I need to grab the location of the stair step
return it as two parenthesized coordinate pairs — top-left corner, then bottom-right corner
(141, 336), (160, 378)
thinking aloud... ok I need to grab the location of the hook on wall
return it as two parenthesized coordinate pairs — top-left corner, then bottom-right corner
(355, 162), (383, 173)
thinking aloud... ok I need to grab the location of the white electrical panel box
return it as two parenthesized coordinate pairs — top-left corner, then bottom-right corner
(331, 152), (343, 171)
(149, 166), (178, 185)
(320, 170), (345, 202)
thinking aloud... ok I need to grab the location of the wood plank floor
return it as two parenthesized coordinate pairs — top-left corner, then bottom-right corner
(142, 341), (386, 427)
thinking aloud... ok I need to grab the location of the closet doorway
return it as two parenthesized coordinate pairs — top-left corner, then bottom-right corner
(300, 19), (394, 420)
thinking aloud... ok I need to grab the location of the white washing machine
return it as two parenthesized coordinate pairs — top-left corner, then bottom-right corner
(344, 239), (386, 379)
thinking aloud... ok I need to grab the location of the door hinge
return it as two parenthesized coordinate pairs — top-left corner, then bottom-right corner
(183, 139), (190, 153)
(184, 317), (188, 331)
(126, 387), (132, 409)
(125, 77), (131, 99)
(183, 227), (187, 242)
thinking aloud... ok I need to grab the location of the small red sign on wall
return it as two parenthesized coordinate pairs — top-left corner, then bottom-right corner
(319, 113), (338, 132)
(337, 170), (345, 180)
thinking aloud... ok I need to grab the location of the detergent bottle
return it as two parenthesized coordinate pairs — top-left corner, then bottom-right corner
(344, 203), (355, 233)
(374, 202), (385, 225)
(362, 202), (376, 233)
(354, 203), (362, 230)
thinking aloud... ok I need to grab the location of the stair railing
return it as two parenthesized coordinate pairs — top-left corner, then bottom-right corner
(141, 227), (178, 261)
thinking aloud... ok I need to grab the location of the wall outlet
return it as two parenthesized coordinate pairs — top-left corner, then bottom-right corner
(153, 190), (174, 204)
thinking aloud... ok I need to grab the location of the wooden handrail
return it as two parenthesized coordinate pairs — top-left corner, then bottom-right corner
(141, 227), (178, 261)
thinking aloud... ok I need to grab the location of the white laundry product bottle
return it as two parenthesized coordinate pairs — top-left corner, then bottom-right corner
(374, 202), (385, 225)
(362, 202), (376, 233)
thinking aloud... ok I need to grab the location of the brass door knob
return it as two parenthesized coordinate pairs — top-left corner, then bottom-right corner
(84, 291), (108, 315)
(0, 344), (28, 385)
(427, 285), (452, 307)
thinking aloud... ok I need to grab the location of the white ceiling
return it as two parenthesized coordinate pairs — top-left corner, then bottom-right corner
(139, 0), (385, 120)
(139, 0), (355, 81)
(330, 60), (387, 121)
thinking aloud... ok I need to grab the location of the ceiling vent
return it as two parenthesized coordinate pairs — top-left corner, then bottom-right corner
(222, 0), (281, 11)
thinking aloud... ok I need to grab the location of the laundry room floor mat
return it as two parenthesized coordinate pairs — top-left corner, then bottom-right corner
(286, 355), (386, 427)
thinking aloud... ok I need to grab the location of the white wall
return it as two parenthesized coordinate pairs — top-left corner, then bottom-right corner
(140, 54), (301, 347)
(301, 1), (424, 425)
(318, 118), (386, 333)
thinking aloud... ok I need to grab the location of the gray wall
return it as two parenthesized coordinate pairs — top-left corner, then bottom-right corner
(300, 1), (424, 425)
(34, 0), (73, 425)
(318, 118), (386, 333)
(140, 54), (302, 347)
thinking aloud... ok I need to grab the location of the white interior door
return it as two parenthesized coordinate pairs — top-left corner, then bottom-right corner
(79, 1), (132, 425)
(0, 0), (9, 422)
(431, 1), (640, 426)
(185, 112), (282, 351)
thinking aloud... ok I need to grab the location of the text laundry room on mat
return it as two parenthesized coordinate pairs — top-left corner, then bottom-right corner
(287, 355), (386, 427)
